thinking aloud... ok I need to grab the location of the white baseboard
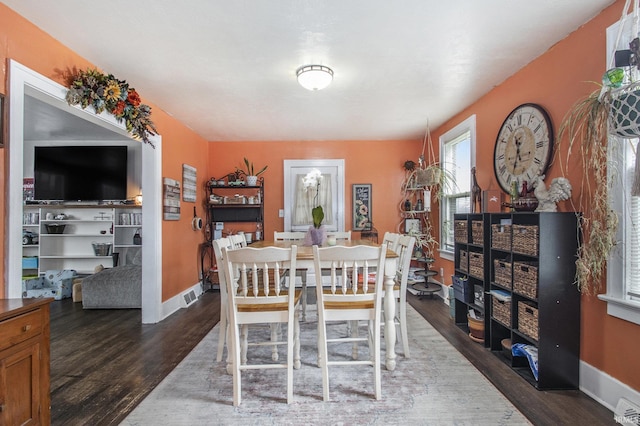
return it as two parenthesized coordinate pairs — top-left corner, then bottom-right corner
(160, 282), (203, 321)
(580, 360), (640, 413)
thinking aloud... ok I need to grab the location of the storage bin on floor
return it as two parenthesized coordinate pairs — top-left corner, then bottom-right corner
(22, 269), (77, 300)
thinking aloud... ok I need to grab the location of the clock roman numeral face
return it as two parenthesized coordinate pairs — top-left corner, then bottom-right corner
(493, 104), (553, 193)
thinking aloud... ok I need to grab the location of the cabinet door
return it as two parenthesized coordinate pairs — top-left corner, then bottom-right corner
(0, 342), (41, 425)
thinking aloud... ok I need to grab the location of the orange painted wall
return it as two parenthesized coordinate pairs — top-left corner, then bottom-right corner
(0, 4), (211, 302)
(208, 140), (420, 238)
(429, 0), (640, 391)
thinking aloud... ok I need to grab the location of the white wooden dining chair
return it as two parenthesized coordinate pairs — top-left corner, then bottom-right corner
(228, 233), (247, 248)
(274, 231), (309, 320)
(325, 230), (352, 241)
(273, 231), (306, 241)
(312, 243), (387, 401)
(221, 245), (302, 406)
(382, 231), (401, 254)
(212, 237), (234, 363)
(385, 234), (415, 358)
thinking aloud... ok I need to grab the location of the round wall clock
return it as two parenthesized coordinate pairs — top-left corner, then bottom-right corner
(493, 103), (554, 193)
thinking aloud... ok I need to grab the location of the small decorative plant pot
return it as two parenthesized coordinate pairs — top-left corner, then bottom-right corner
(304, 225), (326, 246)
(467, 314), (484, 342)
(609, 84), (640, 138)
(246, 175), (258, 186)
(416, 167), (441, 187)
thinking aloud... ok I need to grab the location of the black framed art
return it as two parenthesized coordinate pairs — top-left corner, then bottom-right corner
(352, 183), (372, 230)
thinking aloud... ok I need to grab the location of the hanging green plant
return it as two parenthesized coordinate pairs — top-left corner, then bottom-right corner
(65, 68), (157, 146)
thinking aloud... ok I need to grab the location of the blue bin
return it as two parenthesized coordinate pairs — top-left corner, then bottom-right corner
(452, 275), (473, 304)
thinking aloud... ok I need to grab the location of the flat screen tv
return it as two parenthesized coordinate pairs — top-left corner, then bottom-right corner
(34, 146), (128, 201)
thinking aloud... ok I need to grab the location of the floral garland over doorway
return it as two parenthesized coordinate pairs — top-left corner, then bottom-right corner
(65, 69), (157, 146)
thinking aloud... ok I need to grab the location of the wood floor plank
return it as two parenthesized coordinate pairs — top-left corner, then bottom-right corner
(49, 291), (614, 425)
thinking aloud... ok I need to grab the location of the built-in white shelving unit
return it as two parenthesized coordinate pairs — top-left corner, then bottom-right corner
(22, 205), (142, 276)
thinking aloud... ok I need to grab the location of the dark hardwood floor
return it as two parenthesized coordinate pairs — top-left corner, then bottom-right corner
(49, 291), (614, 425)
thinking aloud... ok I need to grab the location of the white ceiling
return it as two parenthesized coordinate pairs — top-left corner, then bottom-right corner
(4, 0), (615, 142)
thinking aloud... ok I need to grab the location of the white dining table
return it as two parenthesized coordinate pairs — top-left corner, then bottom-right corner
(251, 239), (399, 371)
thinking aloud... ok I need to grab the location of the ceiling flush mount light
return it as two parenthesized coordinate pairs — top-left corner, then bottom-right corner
(296, 65), (334, 91)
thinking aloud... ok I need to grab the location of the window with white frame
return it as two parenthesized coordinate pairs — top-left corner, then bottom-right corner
(599, 17), (640, 325)
(439, 115), (476, 256)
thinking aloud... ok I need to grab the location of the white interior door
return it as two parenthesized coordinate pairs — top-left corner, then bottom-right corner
(283, 159), (345, 232)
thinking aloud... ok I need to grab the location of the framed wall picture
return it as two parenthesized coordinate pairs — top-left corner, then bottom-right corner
(352, 183), (372, 230)
(163, 177), (181, 220)
(404, 218), (421, 234)
(182, 164), (197, 202)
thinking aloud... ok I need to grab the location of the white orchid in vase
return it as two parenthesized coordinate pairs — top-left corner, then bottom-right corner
(303, 169), (324, 228)
(302, 169), (325, 246)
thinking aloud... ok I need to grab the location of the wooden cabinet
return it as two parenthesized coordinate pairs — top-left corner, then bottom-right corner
(454, 212), (581, 390)
(0, 298), (52, 425)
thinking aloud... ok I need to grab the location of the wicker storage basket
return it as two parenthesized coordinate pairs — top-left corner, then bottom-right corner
(518, 301), (539, 341)
(471, 221), (484, 245)
(469, 252), (484, 278)
(491, 224), (512, 251)
(512, 224), (539, 256)
(454, 220), (468, 243)
(492, 297), (511, 327)
(513, 261), (538, 299)
(493, 259), (512, 287)
(459, 250), (468, 273)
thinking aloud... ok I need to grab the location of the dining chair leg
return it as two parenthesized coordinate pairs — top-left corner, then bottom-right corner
(216, 303), (227, 362)
(294, 315), (301, 369)
(318, 320), (330, 401)
(240, 324), (249, 364)
(350, 320), (359, 360)
(374, 319), (382, 400)
(316, 320), (323, 368)
(231, 324), (242, 406)
(270, 324), (279, 361)
(399, 299), (410, 358)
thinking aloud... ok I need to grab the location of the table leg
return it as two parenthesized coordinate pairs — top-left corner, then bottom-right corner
(383, 271), (396, 371)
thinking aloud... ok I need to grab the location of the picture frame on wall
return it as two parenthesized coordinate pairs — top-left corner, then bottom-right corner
(352, 183), (372, 230)
(182, 164), (197, 202)
(404, 218), (421, 234)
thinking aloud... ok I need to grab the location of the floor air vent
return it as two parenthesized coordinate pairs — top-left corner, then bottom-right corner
(615, 398), (640, 425)
(182, 289), (198, 307)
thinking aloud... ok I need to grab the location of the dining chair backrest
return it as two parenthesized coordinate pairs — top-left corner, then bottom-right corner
(229, 234), (247, 248)
(273, 231), (306, 241)
(312, 243), (387, 401)
(325, 230), (351, 241)
(222, 245), (299, 312)
(390, 234), (416, 358)
(395, 235), (416, 288)
(273, 230), (311, 320)
(382, 232), (401, 254)
(221, 245), (301, 405)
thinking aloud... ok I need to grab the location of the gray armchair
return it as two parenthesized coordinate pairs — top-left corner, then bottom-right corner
(81, 249), (142, 309)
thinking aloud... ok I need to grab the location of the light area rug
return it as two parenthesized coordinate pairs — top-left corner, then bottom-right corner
(122, 306), (531, 426)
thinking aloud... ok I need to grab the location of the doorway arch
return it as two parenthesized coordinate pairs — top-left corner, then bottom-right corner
(7, 60), (163, 323)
